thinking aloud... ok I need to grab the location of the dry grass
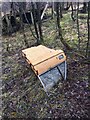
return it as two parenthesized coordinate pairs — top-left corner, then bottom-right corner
(2, 11), (89, 119)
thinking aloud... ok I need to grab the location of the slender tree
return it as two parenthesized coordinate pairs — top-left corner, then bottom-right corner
(82, 2), (87, 13)
(60, 3), (63, 18)
(63, 2), (70, 10)
(23, 10), (37, 40)
(5, 2), (13, 51)
(36, 2), (43, 44)
(31, 2), (40, 45)
(51, 2), (55, 19)
(76, 2), (80, 51)
(71, 2), (76, 21)
(86, 2), (90, 58)
(10, 2), (17, 27)
(5, 14), (10, 51)
(56, 2), (71, 50)
(18, 2), (29, 48)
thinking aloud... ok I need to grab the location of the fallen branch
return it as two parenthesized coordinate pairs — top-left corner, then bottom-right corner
(72, 51), (86, 59)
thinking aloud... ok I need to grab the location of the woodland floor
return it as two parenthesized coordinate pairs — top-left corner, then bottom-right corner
(1, 11), (90, 119)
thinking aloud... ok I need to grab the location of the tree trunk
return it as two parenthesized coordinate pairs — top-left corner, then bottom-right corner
(71, 2), (75, 21)
(63, 2), (70, 10)
(11, 2), (17, 26)
(23, 10), (37, 40)
(51, 2), (55, 19)
(86, 2), (90, 58)
(31, 2), (39, 45)
(82, 2), (87, 13)
(36, 2), (43, 44)
(76, 2), (80, 51)
(18, 3), (29, 48)
(60, 3), (63, 18)
(5, 15), (10, 51)
(56, 2), (72, 50)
